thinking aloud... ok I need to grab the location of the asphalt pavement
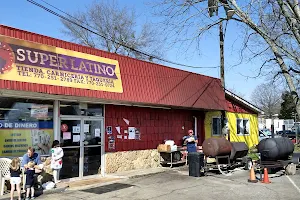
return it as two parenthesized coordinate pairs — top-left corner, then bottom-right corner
(34, 166), (300, 200)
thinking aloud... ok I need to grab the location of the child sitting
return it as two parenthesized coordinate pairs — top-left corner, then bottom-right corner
(10, 158), (22, 200)
(25, 161), (36, 200)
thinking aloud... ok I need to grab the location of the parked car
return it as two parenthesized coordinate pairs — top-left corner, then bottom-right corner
(277, 130), (296, 139)
(259, 129), (281, 142)
(259, 130), (270, 141)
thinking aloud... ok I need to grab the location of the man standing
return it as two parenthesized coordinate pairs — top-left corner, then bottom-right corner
(21, 147), (42, 168)
(183, 129), (198, 153)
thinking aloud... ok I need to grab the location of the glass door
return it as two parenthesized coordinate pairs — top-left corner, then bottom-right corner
(59, 118), (82, 179)
(83, 118), (103, 176)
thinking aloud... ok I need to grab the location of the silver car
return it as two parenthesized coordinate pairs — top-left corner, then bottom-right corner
(259, 129), (280, 142)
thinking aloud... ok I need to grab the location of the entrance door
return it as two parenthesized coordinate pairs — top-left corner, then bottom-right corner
(60, 118), (81, 179)
(60, 117), (104, 179)
(83, 118), (103, 176)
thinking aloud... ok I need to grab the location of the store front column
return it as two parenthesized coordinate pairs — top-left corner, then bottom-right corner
(53, 100), (60, 141)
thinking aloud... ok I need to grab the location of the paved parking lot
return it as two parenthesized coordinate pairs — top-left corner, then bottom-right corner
(32, 167), (300, 200)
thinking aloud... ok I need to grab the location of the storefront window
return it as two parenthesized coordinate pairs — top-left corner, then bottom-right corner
(60, 102), (103, 117)
(0, 97), (53, 157)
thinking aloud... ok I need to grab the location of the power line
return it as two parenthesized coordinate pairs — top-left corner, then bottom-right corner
(26, 0), (219, 69)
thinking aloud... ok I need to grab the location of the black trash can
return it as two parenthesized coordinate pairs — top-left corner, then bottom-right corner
(188, 152), (204, 177)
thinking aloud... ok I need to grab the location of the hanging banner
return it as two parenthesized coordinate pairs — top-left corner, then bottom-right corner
(0, 35), (123, 93)
(30, 104), (49, 119)
(0, 121), (54, 157)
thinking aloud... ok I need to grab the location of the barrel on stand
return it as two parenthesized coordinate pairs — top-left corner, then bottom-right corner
(202, 138), (232, 157)
(257, 137), (294, 161)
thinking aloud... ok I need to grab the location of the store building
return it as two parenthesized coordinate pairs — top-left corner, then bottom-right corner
(0, 25), (229, 179)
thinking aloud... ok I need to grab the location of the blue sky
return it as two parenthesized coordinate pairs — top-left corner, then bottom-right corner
(0, 0), (267, 101)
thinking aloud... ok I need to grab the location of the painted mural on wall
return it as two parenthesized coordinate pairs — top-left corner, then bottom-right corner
(0, 35), (123, 93)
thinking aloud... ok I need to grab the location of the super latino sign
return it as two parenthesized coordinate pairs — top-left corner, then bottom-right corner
(0, 35), (123, 93)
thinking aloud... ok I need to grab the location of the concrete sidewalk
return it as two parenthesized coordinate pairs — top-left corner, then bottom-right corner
(0, 167), (170, 199)
(66, 167), (171, 190)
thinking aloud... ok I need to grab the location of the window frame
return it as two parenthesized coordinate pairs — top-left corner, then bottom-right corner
(211, 116), (228, 136)
(211, 116), (221, 136)
(236, 118), (250, 135)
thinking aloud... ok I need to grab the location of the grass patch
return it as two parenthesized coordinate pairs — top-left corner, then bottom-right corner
(294, 144), (300, 152)
(247, 146), (259, 161)
(248, 152), (259, 161)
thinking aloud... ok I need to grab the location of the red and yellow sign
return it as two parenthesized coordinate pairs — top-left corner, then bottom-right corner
(0, 35), (123, 93)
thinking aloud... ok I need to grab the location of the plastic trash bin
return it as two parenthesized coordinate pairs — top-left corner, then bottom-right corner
(188, 152), (204, 177)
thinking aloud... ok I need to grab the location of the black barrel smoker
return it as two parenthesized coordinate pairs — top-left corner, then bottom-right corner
(256, 137), (300, 176)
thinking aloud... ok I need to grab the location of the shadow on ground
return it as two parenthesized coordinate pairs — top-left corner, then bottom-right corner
(81, 183), (135, 195)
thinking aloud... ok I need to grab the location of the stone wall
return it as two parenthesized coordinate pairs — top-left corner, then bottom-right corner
(105, 149), (160, 173)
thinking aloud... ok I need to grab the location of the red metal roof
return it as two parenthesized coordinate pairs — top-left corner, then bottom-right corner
(225, 98), (256, 114)
(0, 25), (226, 110)
(225, 90), (262, 114)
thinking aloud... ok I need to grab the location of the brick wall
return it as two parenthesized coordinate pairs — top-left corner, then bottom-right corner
(105, 104), (205, 152)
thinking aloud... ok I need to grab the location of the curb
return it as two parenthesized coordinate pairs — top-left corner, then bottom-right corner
(106, 168), (170, 180)
(65, 169), (170, 191)
(43, 185), (69, 194)
(65, 170), (169, 191)
(0, 186), (68, 200)
(66, 178), (126, 191)
(127, 170), (169, 179)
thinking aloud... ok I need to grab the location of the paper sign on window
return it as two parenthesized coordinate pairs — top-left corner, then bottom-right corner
(73, 126), (80, 133)
(84, 124), (89, 133)
(63, 132), (71, 140)
(73, 135), (80, 142)
(95, 128), (101, 137)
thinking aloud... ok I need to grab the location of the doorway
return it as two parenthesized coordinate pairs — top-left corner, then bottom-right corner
(59, 116), (104, 179)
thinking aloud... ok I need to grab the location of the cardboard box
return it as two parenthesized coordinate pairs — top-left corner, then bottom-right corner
(157, 144), (171, 152)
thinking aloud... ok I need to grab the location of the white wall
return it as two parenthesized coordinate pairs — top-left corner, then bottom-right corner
(265, 119), (294, 132)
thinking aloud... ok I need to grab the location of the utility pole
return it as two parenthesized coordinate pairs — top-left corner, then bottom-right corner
(208, 2), (232, 140)
(219, 21), (227, 140)
(219, 21), (225, 89)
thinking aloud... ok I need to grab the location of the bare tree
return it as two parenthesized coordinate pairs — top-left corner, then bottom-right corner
(61, 0), (164, 62)
(226, 87), (245, 98)
(150, 0), (300, 120)
(250, 82), (282, 117)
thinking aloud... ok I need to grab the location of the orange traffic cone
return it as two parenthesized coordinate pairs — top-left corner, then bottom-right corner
(248, 166), (258, 183)
(261, 168), (271, 184)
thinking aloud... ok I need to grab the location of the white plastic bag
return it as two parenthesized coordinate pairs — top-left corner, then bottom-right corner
(165, 140), (175, 146)
(171, 145), (177, 152)
(42, 181), (55, 190)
